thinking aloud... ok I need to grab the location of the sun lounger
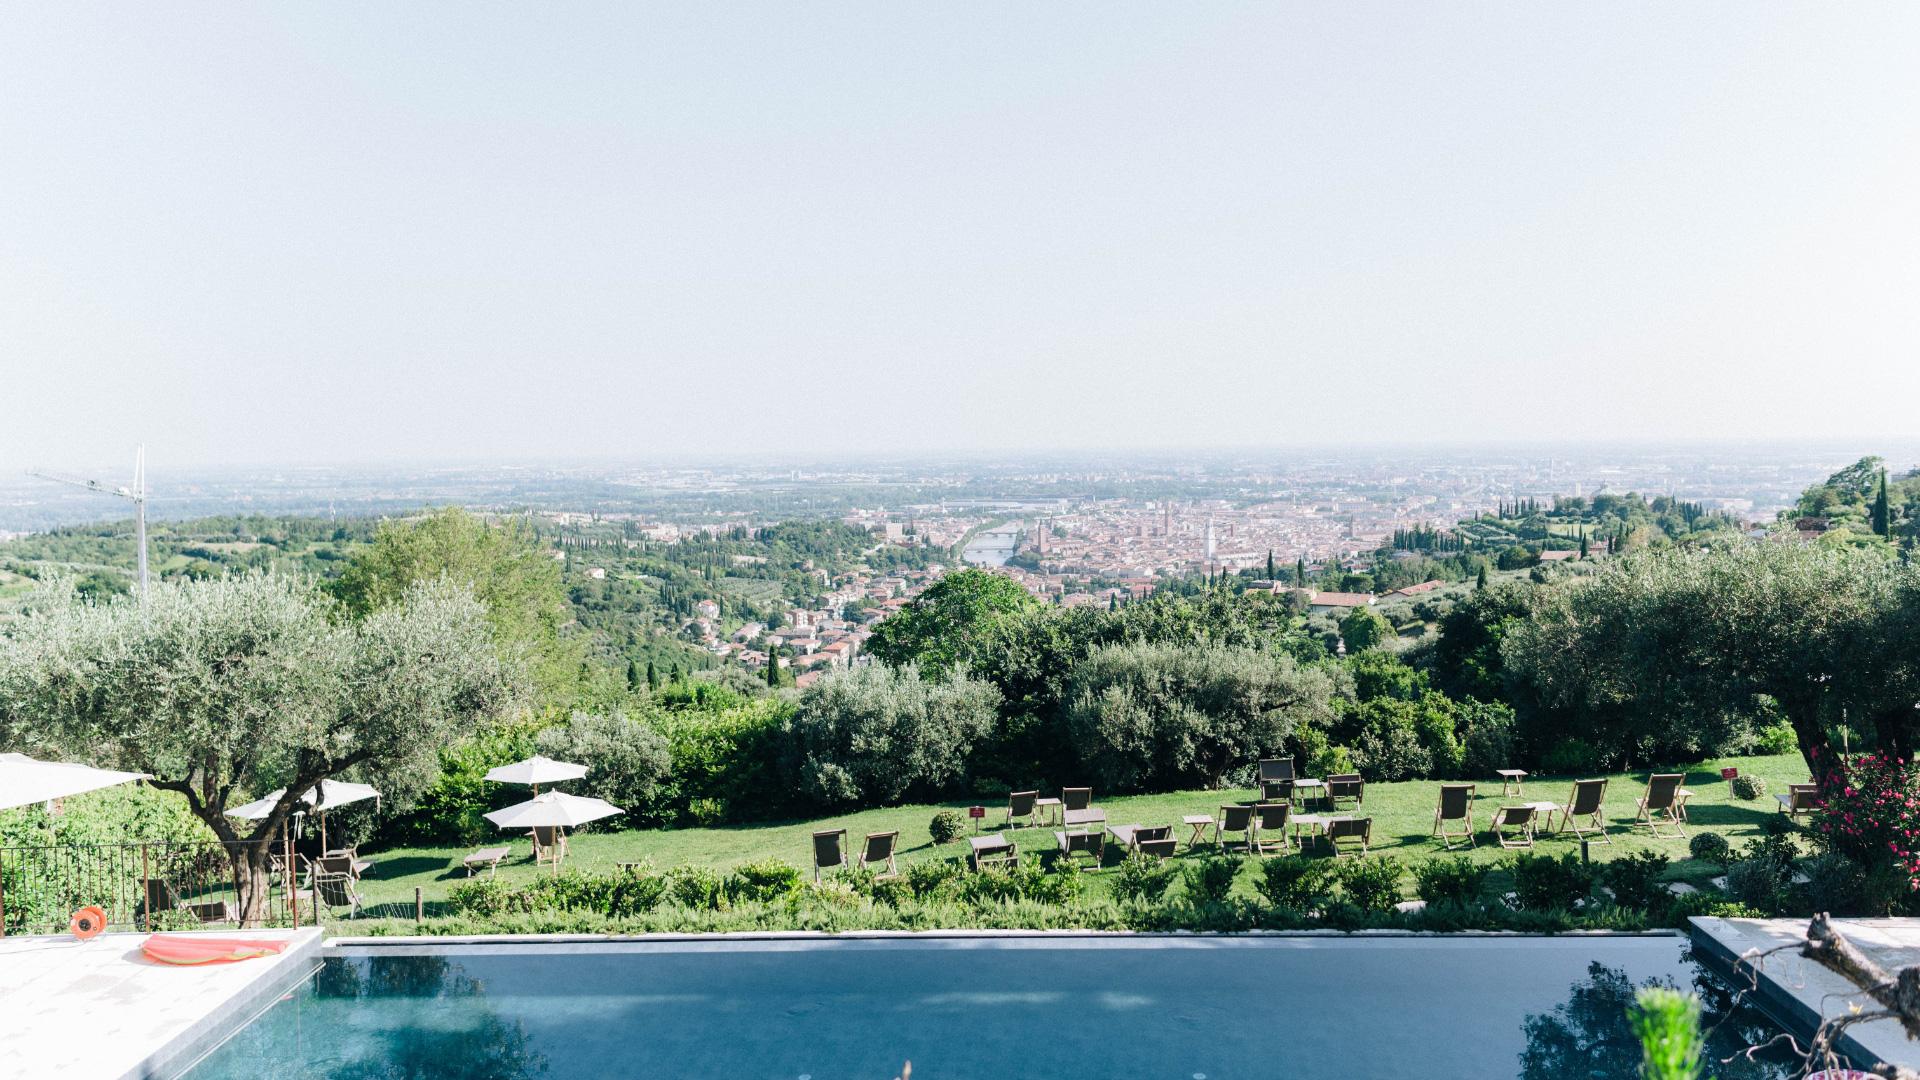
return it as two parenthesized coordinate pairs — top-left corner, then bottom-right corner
(1108, 824), (1176, 860)
(1006, 790), (1040, 829)
(142, 879), (236, 926)
(861, 831), (900, 878)
(1432, 783), (1475, 849)
(1253, 801), (1291, 855)
(314, 871), (362, 919)
(530, 826), (569, 866)
(1776, 783), (1822, 821)
(812, 828), (848, 882)
(1326, 816), (1371, 857)
(1053, 829), (1104, 871)
(463, 846), (512, 877)
(1549, 778), (1610, 844)
(1217, 804), (1255, 854)
(1491, 805), (1538, 849)
(1326, 773), (1364, 809)
(1633, 773), (1687, 838)
(968, 833), (1017, 872)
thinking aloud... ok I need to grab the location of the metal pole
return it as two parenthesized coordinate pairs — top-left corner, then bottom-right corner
(142, 845), (151, 932)
(1, 849), (8, 937)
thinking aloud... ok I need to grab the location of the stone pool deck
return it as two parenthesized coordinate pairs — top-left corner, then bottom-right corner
(1689, 915), (1920, 1073)
(0, 927), (321, 1079)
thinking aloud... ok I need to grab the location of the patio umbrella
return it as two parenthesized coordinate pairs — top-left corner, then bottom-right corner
(0, 752), (148, 812)
(228, 779), (381, 852)
(484, 754), (588, 795)
(484, 791), (622, 873)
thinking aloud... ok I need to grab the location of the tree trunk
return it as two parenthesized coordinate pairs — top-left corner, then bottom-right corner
(1788, 705), (1837, 789)
(226, 840), (273, 928)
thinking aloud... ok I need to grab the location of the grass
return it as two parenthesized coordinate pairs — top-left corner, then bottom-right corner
(345, 752), (1812, 918)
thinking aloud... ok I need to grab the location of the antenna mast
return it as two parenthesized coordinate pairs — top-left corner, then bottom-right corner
(26, 446), (150, 603)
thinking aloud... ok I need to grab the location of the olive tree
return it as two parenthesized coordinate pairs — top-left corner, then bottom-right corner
(0, 573), (520, 924)
(783, 663), (1000, 807)
(1501, 541), (1919, 777)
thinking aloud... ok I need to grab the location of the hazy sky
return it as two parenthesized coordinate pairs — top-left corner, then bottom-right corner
(3, 5), (1917, 470)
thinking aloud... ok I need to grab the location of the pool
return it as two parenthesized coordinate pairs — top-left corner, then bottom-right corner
(182, 934), (1794, 1079)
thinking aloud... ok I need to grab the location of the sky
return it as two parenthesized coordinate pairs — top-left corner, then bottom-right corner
(2, 4), (1918, 471)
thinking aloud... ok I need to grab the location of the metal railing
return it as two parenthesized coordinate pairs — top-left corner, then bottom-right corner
(0, 839), (307, 935)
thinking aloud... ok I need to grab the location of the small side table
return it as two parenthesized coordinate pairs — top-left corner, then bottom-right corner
(1292, 778), (1328, 810)
(1496, 769), (1528, 797)
(1035, 797), (1063, 826)
(1183, 814), (1218, 850)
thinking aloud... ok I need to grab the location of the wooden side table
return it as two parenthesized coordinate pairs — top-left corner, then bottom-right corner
(1183, 814), (1218, 850)
(1496, 769), (1528, 796)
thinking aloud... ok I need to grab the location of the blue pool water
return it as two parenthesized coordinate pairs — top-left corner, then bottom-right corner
(184, 935), (1793, 1079)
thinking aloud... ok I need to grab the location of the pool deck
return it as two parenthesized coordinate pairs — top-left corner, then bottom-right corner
(1689, 915), (1920, 1072)
(0, 928), (321, 1080)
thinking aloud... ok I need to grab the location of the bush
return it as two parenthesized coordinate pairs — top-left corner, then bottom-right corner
(725, 859), (802, 904)
(1662, 890), (1768, 928)
(653, 698), (793, 824)
(1722, 833), (1799, 913)
(1458, 699), (1517, 781)
(1798, 851), (1867, 915)
(1509, 852), (1593, 911)
(1336, 859), (1403, 914)
(1688, 833), (1731, 866)
(906, 858), (961, 898)
(1113, 853), (1178, 904)
(385, 719), (540, 844)
(783, 664), (1000, 807)
(1183, 856), (1244, 906)
(1751, 722), (1797, 756)
(1066, 643), (1338, 792)
(1255, 856), (1333, 911)
(929, 810), (967, 845)
(1600, 851), (1670, 912)
(534, 710), (672, 825)
(1412, 858), (1489, 906)
(448, 877), (511, 918)
(1813, 752), (1920, 890)
(665, 865), (726, 910)
(1729, 774), (1765, 801)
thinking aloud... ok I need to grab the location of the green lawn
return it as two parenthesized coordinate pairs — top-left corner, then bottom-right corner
(347, 753), (1813, 917)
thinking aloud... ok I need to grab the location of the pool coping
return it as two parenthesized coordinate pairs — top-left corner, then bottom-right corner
(325, 926), (1687, 947)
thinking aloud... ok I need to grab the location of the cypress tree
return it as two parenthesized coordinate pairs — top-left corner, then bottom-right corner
(1294, 557), (1306, 587)
(627, 658), (642, 692)
(1873, 469), (1891, 537)
(1267, 550), (1276, 580)
(1476, 564), (1489, 590)
(1579, 533), (1590, 559)
(646, 659), (660, 692)
(766, 645), (781, 687)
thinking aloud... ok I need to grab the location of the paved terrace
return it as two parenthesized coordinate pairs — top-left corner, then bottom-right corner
(0, 928), (321, 1079)
(1690, 916), (1920, 1073)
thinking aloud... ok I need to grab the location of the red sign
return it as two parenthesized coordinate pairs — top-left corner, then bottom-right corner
(968, 805), (986, 819)
(1720, 768), (1739, 780)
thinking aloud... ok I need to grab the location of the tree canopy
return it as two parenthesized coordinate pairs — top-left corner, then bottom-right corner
(864, 567), (1040, 673)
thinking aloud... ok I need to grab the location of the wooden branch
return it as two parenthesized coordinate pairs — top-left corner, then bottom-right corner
(1800, 912), (1920, 1077)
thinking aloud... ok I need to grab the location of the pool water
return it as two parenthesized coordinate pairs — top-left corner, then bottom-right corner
(184, 935), (1794, 1079)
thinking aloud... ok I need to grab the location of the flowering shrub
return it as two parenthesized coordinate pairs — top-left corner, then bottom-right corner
(1812, 751), (1920, 891)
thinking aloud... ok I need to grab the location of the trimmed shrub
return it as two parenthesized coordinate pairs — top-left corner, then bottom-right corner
(1600, 850), (1670, 912)
(1729, 774), (1765, 801)
(1255, 856), (1333, 911)
(665, 865), (726, 910)
(1751, 722), (1797, 756)
(929, 810), (967, 845)
(1687, 833), (1731, 866)
(725, 859), (802, 903)
(1336, 858), (1403, 914)
(1412, 857), (1489, 906)
(1113, 853), (1178, 904)
(1509, 852), (1593, 911)
(906, 858), (961, 898)
(1183, 856), (1244, 906)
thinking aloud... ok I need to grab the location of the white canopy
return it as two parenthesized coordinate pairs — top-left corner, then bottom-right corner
(0, 752), (149, 812)
(484, 790), (622, 830)
(484, 755), (588, 788)
(227, 779), (382, 821)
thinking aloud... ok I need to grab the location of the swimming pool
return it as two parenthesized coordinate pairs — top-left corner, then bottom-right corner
(182, 934), (1793, 1079)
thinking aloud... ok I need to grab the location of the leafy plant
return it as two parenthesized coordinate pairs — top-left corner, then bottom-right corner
(1509, 852), (1593, 911)
(1412, 857), (1489, 906)
(905, 858), (961, 898)
(1599, 850), (1669, 913)
(665, 865), (726, 910)
(928, 810), (967, 845)
(1336, 858), (1403, 914)
(1728, 774), (1765, 801)
(725, 859), (802, 903)
(1627, 986), (1704, 1080)
(1686, 832), (1731, 867)
(1182, 855), (1243, 905)
(1113, 853), (1178, 903)
(1255, 856), (1333, 911)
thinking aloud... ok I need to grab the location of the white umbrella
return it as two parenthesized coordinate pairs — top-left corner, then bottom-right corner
(483, 790), (622, 830)
(0, 752), (149, 812)
(484, 755), (588, 794)
(484, 791), (622, 873)
(228, 779), (381, 852)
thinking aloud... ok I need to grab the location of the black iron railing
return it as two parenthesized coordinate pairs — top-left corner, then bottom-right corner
(0, 839), (309, 935)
